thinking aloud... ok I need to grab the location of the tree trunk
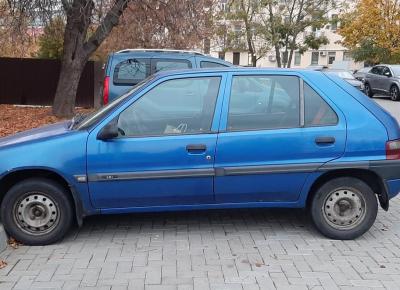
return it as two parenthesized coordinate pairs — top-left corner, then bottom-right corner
(274, 44), (282, 68)
(53, 57), (86, 117)
(52, 0), (128, 117)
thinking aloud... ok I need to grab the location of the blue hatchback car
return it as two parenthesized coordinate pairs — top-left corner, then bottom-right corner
(1, 68), (400, 245)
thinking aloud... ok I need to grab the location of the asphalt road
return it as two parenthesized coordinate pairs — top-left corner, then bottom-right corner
(374, 96), (400, 121)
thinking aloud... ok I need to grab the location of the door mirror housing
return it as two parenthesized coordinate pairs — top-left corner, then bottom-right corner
(97, 118), (118, 140)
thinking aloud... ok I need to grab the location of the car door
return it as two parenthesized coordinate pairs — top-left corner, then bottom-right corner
(86, 73), (226, 209)
(214, 73), (346, 203)
(381, 66), (393, 93)
(369, 66), (384, 92)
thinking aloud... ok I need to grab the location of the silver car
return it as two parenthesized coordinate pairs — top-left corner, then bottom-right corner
(364, 65), (400, 101)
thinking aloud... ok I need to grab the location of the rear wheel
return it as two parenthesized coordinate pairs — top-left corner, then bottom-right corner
(1, 178), (73, 245)
(390, 85), (400, 101)
(310, 177), (378, 240)
(364, 83), (374, 97)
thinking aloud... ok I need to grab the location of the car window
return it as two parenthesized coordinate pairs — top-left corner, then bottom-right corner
(382, 67), (392, 77)
(227, 75), (300, 131)
(371, 66), (383, 75)
(153, 59), (192, 73)
(200, 61), (229, 68)
(118, 77), (221, 137)
(304, 83), (338, 127)
(113, 58), (150, 85)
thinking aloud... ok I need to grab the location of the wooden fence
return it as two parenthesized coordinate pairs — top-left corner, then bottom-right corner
(0, 57), (103, 108)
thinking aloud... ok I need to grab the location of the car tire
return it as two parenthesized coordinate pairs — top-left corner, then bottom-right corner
(1, 178), (73, 245)
(310, 177), (378, 240)
(390, 85), (400, 101)
(364, 83), (374, 97)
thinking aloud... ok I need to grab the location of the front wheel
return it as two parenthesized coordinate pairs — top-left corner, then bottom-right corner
(390, 85), (400, 101)
(310, 177), (378, 240)
(1, 178), (73, 245)
(364, 83), (374, 97)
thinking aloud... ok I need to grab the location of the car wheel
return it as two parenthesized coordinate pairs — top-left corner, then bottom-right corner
(364, 83), (373, 97)
(1, 178), (73, 245)
(390, 85), (400, 101)
(310, 177), (378, 240)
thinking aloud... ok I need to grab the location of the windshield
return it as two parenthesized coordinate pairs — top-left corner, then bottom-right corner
(75, 76), (154, 130)
(330, 71), (355, 80)
(391, 66), (400, 76)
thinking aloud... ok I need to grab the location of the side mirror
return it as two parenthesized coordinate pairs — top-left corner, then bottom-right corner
(97, 118), (118, 141)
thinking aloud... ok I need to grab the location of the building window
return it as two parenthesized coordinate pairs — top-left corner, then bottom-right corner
(233, 52), (240, 65)
(220, 0), (229, 12)
(294, 52), (301, 66)
(343, 51), (352, 61)
(311, 52), (319, 65)
(218, 52), (225, 60)
(328, 52), (336, 65)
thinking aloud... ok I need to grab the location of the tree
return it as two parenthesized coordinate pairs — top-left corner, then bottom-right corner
(95, 0), (211, 60)
(215, 0), (270, 67)
(0, 1), (38, 58)
(37, 17), (65, 59)
(7, 0), (144, 117)
(261, 0), (336, 68)
(339, 0), (400, 64)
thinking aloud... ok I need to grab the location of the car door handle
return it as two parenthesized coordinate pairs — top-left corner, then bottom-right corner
(186, 144), (207, 152)
(315, 136), (335, 145)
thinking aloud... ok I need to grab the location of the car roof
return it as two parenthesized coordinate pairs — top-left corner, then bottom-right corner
(151, 67), (323, 78)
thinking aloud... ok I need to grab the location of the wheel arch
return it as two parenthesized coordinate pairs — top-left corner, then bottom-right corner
(306, 168), (388, 211)
(0, 168), (84, 226)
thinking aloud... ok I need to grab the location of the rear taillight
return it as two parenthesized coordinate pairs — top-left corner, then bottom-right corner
(386, 139), (400, 160)
(103, 76), (110, 105)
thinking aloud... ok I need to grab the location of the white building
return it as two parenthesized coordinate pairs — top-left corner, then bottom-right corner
(210, 1), (362, 70)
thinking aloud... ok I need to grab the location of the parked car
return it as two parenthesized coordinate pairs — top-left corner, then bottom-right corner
(102, 49), (234, 104)
(1, 68), (400, 245)
(353, 67), (371, 81)
(321, 69), (364, 91)
(307, 66), (364, 91)
(364, 65), (400, 101)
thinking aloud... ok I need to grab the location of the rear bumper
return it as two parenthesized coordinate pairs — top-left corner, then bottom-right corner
(370, 160), (400, 200)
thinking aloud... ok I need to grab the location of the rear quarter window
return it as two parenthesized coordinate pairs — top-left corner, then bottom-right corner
(304, 83), (338, 126)
(200, 61), (229, 68)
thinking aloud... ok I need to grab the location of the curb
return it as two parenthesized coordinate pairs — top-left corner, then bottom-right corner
(0, 225), (7, 252)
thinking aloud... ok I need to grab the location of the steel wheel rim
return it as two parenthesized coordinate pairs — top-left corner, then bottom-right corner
(322, 189), (366, 230)
(365, 85), (370, 95)
(13, 192), (60, 235)
(391, 87), (398, 100)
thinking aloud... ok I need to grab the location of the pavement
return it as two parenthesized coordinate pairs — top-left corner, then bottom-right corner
(0, 96), (400, 289)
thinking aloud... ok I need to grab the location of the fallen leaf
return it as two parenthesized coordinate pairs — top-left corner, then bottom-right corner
(8, 238), (21, 249)
(255, 262), (264, 267)
(0, 260), (7, 269)
(0, 105), (93, 138)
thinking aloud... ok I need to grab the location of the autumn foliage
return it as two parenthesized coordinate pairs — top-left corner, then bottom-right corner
(340, 0), (400, 64)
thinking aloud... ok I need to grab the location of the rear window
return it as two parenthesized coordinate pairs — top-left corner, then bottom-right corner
(113, 58), (150, 85)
